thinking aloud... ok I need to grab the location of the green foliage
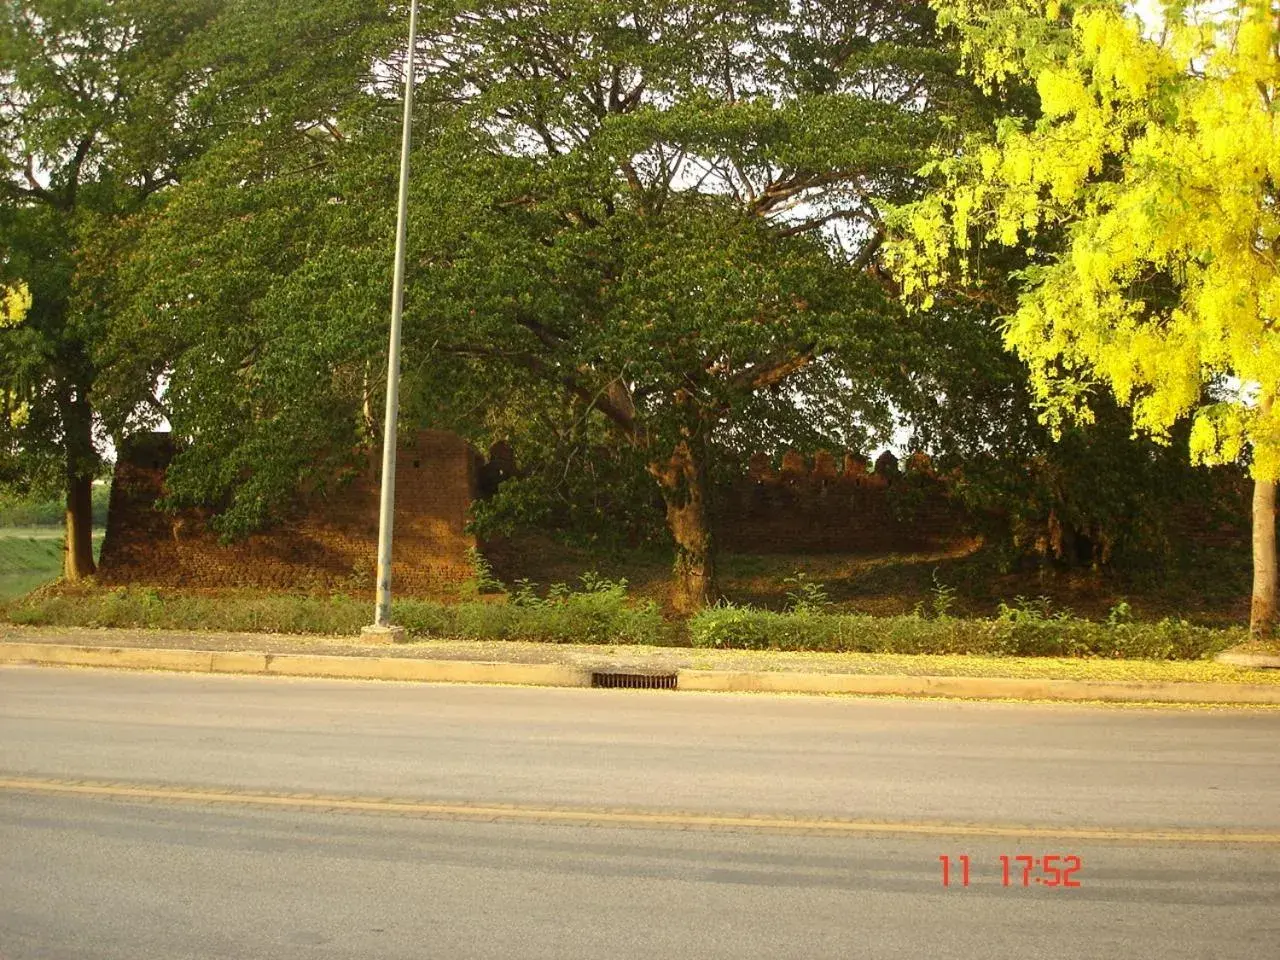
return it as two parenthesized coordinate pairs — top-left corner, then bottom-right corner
(895, 292), (1230, 567)
(689, 603), (1240, 660)
(469, 414), (668, 548)
(0, 483), (109, 527)
(374, 0), (996, 598)
(4, 586), (372, 634)
(1106, 600), (1133, 627)
(0, 0), (399, 555)
(783, 572), (830, 614)
(4, 577), (668, 645)
(929, 570), (957, 619)
(461, 547), (505, 598)
(487, 572), (667, 644)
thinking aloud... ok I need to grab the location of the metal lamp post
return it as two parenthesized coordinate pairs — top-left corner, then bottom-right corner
(363, 0), (419, 643)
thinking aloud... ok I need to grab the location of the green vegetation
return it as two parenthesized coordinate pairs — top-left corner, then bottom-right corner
(2, 0), (1274, 630)
(0, 487), (111, 528)
(688, 603), (1239, 660)
(488, 537), (1251, 627)
(2, 571), (1248, 662)
(0, 536), (65, 600)
(0, 0), (396, 577)
(4, 576), (669, 646)
(0, 530), (104, 600)
(0, 489), (111, 598)
(889, 0), (1280, 633)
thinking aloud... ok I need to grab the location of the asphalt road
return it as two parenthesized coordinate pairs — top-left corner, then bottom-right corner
(2, 666), (1279, 959)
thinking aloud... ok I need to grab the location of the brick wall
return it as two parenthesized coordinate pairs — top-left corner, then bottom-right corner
(98, 430), (478, 594)
(102, 434), (1243, 586)
(712, 450), (967, 553)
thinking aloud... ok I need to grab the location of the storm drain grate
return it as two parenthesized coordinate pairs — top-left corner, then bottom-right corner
(591, 671), (678, 690)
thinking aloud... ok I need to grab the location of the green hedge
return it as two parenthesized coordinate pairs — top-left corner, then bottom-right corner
(688, 604), (1241, 660)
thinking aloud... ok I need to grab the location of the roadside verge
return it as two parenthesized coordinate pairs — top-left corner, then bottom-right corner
(3, 638), (1280, 705)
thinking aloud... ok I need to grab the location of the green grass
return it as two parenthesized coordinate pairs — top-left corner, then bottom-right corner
(2, 579), (673, 646)
(0, 530), (105, 600)
(0, 576), (1250, 664)
(490, 534), (1252, 627)
(0, 530), (1257, 665)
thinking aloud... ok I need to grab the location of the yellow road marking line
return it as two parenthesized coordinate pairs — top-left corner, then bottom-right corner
(3, 776), (1278, 844)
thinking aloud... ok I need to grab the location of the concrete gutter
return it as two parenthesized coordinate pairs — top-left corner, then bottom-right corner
(3, 641), (1280, 705)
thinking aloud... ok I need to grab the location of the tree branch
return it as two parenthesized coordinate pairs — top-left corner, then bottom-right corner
(849, 227), (885, 273)
(443, 344), (640, 437)
(729, 345), (819, 391)
(63, 134), (96, 209)
(22, 155), (56, 205)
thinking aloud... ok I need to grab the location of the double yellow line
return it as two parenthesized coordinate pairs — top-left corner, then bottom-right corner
(4, 776), (1279, 844)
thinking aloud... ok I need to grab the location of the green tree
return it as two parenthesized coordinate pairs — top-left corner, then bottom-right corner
(391, 0), (985, 611)
(104, 125), (400, 537)
(889, 0), (1280, 633)
(0, 0), (392, 577)
(893, 289), (1224, 570)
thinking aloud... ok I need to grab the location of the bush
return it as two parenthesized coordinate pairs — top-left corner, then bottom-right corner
(500, 573), (668, 645)
(2, 580), (1239, 659)
(688, 601), (1240, 660)
(2, 575), (669, 646)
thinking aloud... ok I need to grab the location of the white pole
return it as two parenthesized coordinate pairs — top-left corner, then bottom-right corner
(372, 0), (419, 631)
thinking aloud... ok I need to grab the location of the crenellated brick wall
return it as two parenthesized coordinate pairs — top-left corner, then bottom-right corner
(98, 430), (478, 594)
(101, 432), (1247, 589)
(713, 449), (968, 553)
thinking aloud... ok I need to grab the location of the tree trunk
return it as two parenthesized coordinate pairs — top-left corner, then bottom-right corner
(1252, 394), (1277, 637)
(64, 470), (96, 580)
(650, 438), (717, 614)
(61, 396), (97, 581)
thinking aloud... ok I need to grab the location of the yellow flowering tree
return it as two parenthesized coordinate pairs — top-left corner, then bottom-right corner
(889, 0), (1280, 635)
(1, 282), (29, 326)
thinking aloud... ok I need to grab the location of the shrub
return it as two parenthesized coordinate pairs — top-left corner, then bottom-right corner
(1, 580), (1239, 658)
(492, 573), (667, 645)
(687, 603), (1240, 660)
(1, 575), (669, 646)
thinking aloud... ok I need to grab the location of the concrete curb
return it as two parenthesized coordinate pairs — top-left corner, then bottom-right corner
(0, 643), (590, 688)
(1216, 650), (1280, 670)
(3, 641), (1280, 704)
(676, 669), (1280, 704)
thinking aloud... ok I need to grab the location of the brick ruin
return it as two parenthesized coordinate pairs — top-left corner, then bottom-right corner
(713, 449), (967, 553)
(100, 432), (969, 595)
(98, 430), (479, 593)
(101, 427), (1254, 594)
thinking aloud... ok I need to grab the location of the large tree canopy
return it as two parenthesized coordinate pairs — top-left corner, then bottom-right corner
(111, 0), (990, 610)
(0, 0), (396, 576)
(392, 0), (988, 610)
(1, 0), (220, 576)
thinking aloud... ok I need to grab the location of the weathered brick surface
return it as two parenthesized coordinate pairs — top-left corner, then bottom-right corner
(98, 431), (477, 594)
(713, 450), (965, 554)
(102, 435), (1248, 585)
